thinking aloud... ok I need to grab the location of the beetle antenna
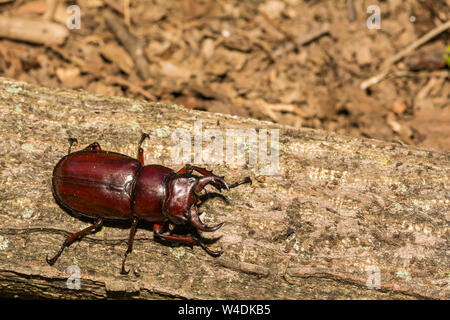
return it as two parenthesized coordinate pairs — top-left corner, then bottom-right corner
(67, 137), (78, 154)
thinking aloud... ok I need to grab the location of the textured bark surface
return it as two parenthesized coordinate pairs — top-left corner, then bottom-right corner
(0, 77), (448, 299)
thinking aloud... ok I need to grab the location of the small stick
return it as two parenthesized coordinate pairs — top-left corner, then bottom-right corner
(0, 15), (68, 45)
(43, 0), (58, 21)
(347, 0), (356, 22)
(47, 45), (86, 70)
(105, 76), (156, 100)
(104, 0), (124, 16)
(296, 23), (331, 47)
(360, 20), (450, 90)
(257, 9), (299, 52)
(273, 24), (330, 57)
(104, 11), (151, 80)
(123, 0), (130, 26)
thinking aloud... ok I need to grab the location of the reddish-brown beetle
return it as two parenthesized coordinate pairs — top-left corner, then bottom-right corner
(47, 133), (251, 274)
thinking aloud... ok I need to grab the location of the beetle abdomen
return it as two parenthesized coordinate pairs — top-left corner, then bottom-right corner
(52, 150), (141, 219)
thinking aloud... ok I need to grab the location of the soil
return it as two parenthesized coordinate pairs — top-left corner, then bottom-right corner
(0, 0), (449, 151)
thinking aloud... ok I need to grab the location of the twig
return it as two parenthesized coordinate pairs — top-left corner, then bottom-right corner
(257, 9), (300, 52)
(105, 75), (156, 100)
(0, 15), (68, 45)
(43, 0), (58, 21)
(104, 0), (124, 16)
(104, 11), (151, 80)
(123, 0), (130, 26)
(46, 45), (86, 71)
(347, 0), (356, 22)
(390, 70), (449, 79)
(296, 23), (331, 46)
(360, 20), (450, 90)
(258, 102), (306, 122)
(273, 24), (330, 57)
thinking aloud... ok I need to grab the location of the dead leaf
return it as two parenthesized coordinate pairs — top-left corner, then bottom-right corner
(201, 38), (215, 60)
(259, 1), (286, 20)
(392, 99), (407, 115)
(133, 5), (167, 23)
(87, 81), (121, 96)
(56, 67), (82, 88)
(159, 61), (191, 80)
(13, 0), (46, 16)
(145, 41), (171, 58)
(52, 2), (71, 25)
(78, 0), (104, 9)
(100, 43), (134, 75)
(412, 107), (450, 150)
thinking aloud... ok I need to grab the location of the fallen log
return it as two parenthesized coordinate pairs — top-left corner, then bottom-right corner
(0, 77), (448, 299)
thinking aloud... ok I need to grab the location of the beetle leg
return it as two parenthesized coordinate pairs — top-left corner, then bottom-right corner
(84, 142), (102, 151)
(67, 138), (78, 154)
(46, 218), (103, 266)
(153, 223), (223, 257)
(137, 133), (150, 165)
(121, 217), (139, 275)
(153, 222), (196, 244)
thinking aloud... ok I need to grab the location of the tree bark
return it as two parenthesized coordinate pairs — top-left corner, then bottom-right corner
(0, 77), (448, 299)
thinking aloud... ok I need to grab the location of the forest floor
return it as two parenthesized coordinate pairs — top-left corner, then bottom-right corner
(0, 0), (449, 150)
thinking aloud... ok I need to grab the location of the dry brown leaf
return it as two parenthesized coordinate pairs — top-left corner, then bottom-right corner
(100, 43), (134, 75)
(56, 67), (84, 89)
(259, 1), (286, 20)
(13, 0), (46, 16)
(133, 5), (167, 23)
(52, 1), (71, 25)
(87, 81), (121, 96)
(159, 61), (191, 80)
(356, 46), (372, 65)
(392, 99), (407, 115)
(145, 41), (171, 58)
(412, 107), (450, 150)
(201, 38), (215, 59)
(78, 0), (104, 9)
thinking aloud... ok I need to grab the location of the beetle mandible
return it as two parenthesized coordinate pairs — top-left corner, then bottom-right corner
(47, 133), (251, 274)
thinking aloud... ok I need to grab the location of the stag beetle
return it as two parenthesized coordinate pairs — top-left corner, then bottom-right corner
(47, 133), (251, 274)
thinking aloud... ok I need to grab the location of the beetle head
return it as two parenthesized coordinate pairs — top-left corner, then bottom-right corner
(162, 174), (229, 231)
